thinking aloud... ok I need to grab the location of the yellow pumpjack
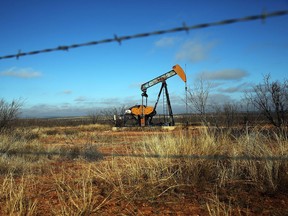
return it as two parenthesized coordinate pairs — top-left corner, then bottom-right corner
(125, 64), (186, 127)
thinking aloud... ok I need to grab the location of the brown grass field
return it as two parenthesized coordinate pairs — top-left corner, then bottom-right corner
(0, 122), (288, 215)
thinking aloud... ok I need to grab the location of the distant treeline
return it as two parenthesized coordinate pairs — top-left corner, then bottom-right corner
(13, 111), (269, 128)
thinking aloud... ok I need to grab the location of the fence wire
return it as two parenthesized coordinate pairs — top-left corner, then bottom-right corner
(104, 153), (288, 161)
(1, 10), (288, 60)
(1, 149), (288, 161)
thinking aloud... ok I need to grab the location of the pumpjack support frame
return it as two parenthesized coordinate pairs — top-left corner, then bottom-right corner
(142, 81), (174, 126)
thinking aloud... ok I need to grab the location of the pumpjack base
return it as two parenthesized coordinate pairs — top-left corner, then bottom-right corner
(112, 126), (176, 131)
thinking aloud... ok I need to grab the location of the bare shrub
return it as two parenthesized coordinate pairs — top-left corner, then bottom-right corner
(245, 74), (288, 128)
(212, 102), (239, 128)
(0, 98), (23, 132)
(187, 77), (211, 125)
(100, 105), (127, 126)
(45, 128), (62, 136)
(87, 109), (100, 124)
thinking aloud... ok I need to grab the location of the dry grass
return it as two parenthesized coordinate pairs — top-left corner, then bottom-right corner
(0, 125), (288, 215)
(51, 165), (113, 215)
(88, 127), (288, 214)
(0, 174), (38, 215)
(0, 130), (48, 176)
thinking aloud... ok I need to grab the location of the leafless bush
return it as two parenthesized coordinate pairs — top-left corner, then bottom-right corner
(246, 74), (288, 128)
(212, 102), (239, 128)
(0, 98), (23, 132)
(87, 109), (101, 124)
(100, 105), (127, 126)
(187, 77), (211, 125)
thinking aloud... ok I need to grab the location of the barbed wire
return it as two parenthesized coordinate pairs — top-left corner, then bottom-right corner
(105, 153), (288, 161)
(1, 149), (288, 161)
(1, 10), (288, 60)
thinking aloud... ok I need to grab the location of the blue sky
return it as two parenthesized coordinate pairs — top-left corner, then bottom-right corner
(1, 0), (287, 117)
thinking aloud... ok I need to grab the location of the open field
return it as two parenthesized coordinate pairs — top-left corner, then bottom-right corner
(0, 122), (288, 215)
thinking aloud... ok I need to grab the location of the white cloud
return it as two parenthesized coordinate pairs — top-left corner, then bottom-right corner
(0, 67), (42, 78)
(74, 96), (87, 102)
(175, 38), (216, 63)
(21, 103), (92, 118)
(208, 93), (233, 106)
(198, 69), (248, 81)
(62, 90), (72, 95)
(218, 82), (252, 93)
(154, 37), (177, 48)
(99, 97), (120, 106)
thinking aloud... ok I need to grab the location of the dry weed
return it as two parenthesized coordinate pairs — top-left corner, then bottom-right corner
(0, 173), (38, 215)
(51, 165), (113, 215)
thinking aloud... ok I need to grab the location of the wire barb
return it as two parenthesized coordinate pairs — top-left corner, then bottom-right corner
(114, 34), (122, 45)
(261, 9), (267, 24)
(16, 50), (22, 60)
(182, 22), (189, 34)
(0, 10), (287, 60)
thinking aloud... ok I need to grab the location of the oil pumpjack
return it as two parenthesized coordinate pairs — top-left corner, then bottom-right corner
(124, 64), (186, 126)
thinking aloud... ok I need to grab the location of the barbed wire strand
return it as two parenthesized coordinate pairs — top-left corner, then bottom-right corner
(105, 153), (288, 161)
(1, 149), (288, 161)
(1, 10), (287, 60)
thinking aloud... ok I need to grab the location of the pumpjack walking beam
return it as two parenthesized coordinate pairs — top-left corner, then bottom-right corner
(141, 64), (186, 93)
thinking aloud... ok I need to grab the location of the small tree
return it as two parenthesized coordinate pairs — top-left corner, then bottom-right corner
(222, 102), (238, 128)
(100, 105), (127, 126)
(0, 98), (23, 132)
(211, 102), (239, 128)
(245, 74), (288, 128)
(187, 77), (210, 125)
(87, 110), (100, 124)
